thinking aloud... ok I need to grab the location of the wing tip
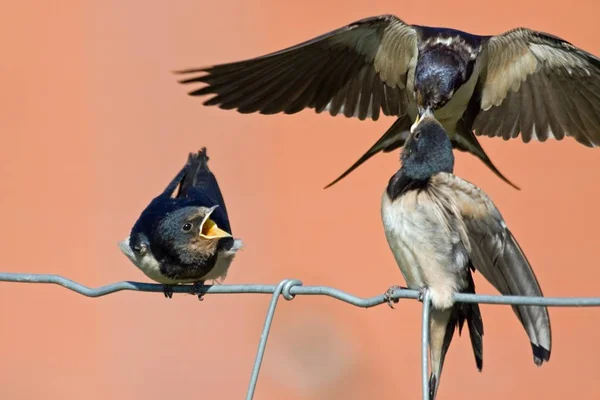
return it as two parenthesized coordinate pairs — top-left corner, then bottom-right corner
(531, 342), (551, 366)
(173, 67), (210, 75)
(188, 147), (210, 171)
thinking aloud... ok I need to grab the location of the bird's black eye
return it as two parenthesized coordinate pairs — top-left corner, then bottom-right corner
(414, 131), (421, 140)
(182, 222), (193, 232)
(132, 243), (146, 255)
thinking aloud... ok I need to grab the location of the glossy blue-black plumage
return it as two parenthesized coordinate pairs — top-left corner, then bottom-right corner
(413, 26), (484, 111)
(387, 115), (455, 201)
(130, 149), (232, 249)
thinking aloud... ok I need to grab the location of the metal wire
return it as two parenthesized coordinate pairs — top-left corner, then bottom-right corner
(421, 289), (432, 400)
(2, 272), (600, 399)
(246, 279), (302, 400)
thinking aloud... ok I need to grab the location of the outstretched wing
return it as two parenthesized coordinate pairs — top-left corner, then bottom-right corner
(176, 15), (418, 121)
(475, 28), (600, 146)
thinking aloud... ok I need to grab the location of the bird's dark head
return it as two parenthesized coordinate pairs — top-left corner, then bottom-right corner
(120, 204), (233, 278)
(414, 42), (476, 112)
(401, 111), (454, 180)
(153, 205), (232, 262)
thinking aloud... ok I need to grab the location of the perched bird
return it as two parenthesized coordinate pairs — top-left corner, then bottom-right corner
(119, 148), (243, 299)
(177, 14), (600, 189)
(380, 112), (551, 399)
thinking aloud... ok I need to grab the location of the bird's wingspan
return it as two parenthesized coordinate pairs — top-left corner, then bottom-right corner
(432, 172), (552, 365)
(176, 15), (418, 121)
(475, 28), (600, 146)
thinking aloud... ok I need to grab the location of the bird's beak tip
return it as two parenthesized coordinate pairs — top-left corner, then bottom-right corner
(410, 114), (421, 133)
(199, 211), (232, 239)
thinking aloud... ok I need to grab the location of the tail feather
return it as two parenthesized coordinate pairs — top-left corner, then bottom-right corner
(325, 115), (520, 190)
(162, 148), (232, 234)
(179, 147), (212, 196)
(324, 116), (412, 188)
(429, 272), (483, 400)
(162, 148), (211, 198)
(454, 124), (520, 190)
(428, 308), (453, 400)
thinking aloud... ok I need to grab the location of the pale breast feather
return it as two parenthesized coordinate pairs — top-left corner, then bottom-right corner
(381, 187), (470, 309)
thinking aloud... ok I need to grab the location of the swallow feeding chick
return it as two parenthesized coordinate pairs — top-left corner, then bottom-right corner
(119, 148), (242, 299)
(178, 14), (600, 189)
(381, 113), (551, 399)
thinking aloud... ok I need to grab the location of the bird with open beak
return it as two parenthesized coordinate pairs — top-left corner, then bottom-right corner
(177, 14), (600, 189)
(381, 111), (551, 399)
(119, 148), (242, 299)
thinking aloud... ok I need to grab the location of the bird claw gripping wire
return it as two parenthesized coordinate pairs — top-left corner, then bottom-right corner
(418, 288), (429, 303)
(192, 281), (207, 301)
(384, 285), (407, 309)
(162, 285), (174, 298)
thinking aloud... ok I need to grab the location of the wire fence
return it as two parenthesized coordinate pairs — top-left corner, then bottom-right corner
(1, 272), (600, 400)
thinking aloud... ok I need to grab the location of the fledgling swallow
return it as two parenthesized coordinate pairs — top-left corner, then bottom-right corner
(119, 148), (243, 299)
(380, 112), (551, 399)
(176, 15), (600, 189)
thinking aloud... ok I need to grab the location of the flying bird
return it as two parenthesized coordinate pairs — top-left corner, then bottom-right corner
(380, 112), (551, 399)
(119, 148), (243, 299)
(176, 14), (600, 189)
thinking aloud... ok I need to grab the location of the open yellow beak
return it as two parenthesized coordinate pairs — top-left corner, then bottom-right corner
(199, 206), (232, 239)
(200, 218), (232, 239)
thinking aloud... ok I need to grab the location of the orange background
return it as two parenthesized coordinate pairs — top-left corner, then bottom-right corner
(1, 1), (599, 399)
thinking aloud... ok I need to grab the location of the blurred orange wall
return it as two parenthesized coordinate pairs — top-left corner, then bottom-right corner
(1, 1), (599, 399)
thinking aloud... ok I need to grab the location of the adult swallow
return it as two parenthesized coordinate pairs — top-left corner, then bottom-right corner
(380, 112), (551, 399)
(119, 148), (243, 299)
(176, 14), (600, 189)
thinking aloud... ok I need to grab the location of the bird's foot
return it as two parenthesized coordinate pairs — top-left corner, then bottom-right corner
(384, 285), (406, 309)
(163, 285), (174, 299)
(417, 287), (428, 302)
(192, 281), (206, 301)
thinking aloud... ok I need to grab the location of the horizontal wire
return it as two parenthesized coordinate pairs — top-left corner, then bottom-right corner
(2, 272), (599, 400)
(0, 272), (599, 307)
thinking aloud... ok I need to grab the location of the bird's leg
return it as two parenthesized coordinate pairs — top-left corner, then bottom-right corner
(384, 285), (407, 309)
(163, 284), (174, 299)
(192, 281), (206, 301)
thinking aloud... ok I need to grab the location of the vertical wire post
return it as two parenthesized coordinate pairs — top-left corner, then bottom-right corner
(421, 289), (432, 400)
(245, 279), (302, 400)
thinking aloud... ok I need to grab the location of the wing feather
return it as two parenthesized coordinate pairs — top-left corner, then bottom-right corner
(177, 15), (418, 120)
(432, 173), (552, 364)
(476, 28), (600, 146)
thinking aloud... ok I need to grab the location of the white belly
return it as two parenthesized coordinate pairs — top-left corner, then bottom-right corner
(119, 237), (243, 284)
(381, 194), (429, 289)
(381, 191), (467, 309)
